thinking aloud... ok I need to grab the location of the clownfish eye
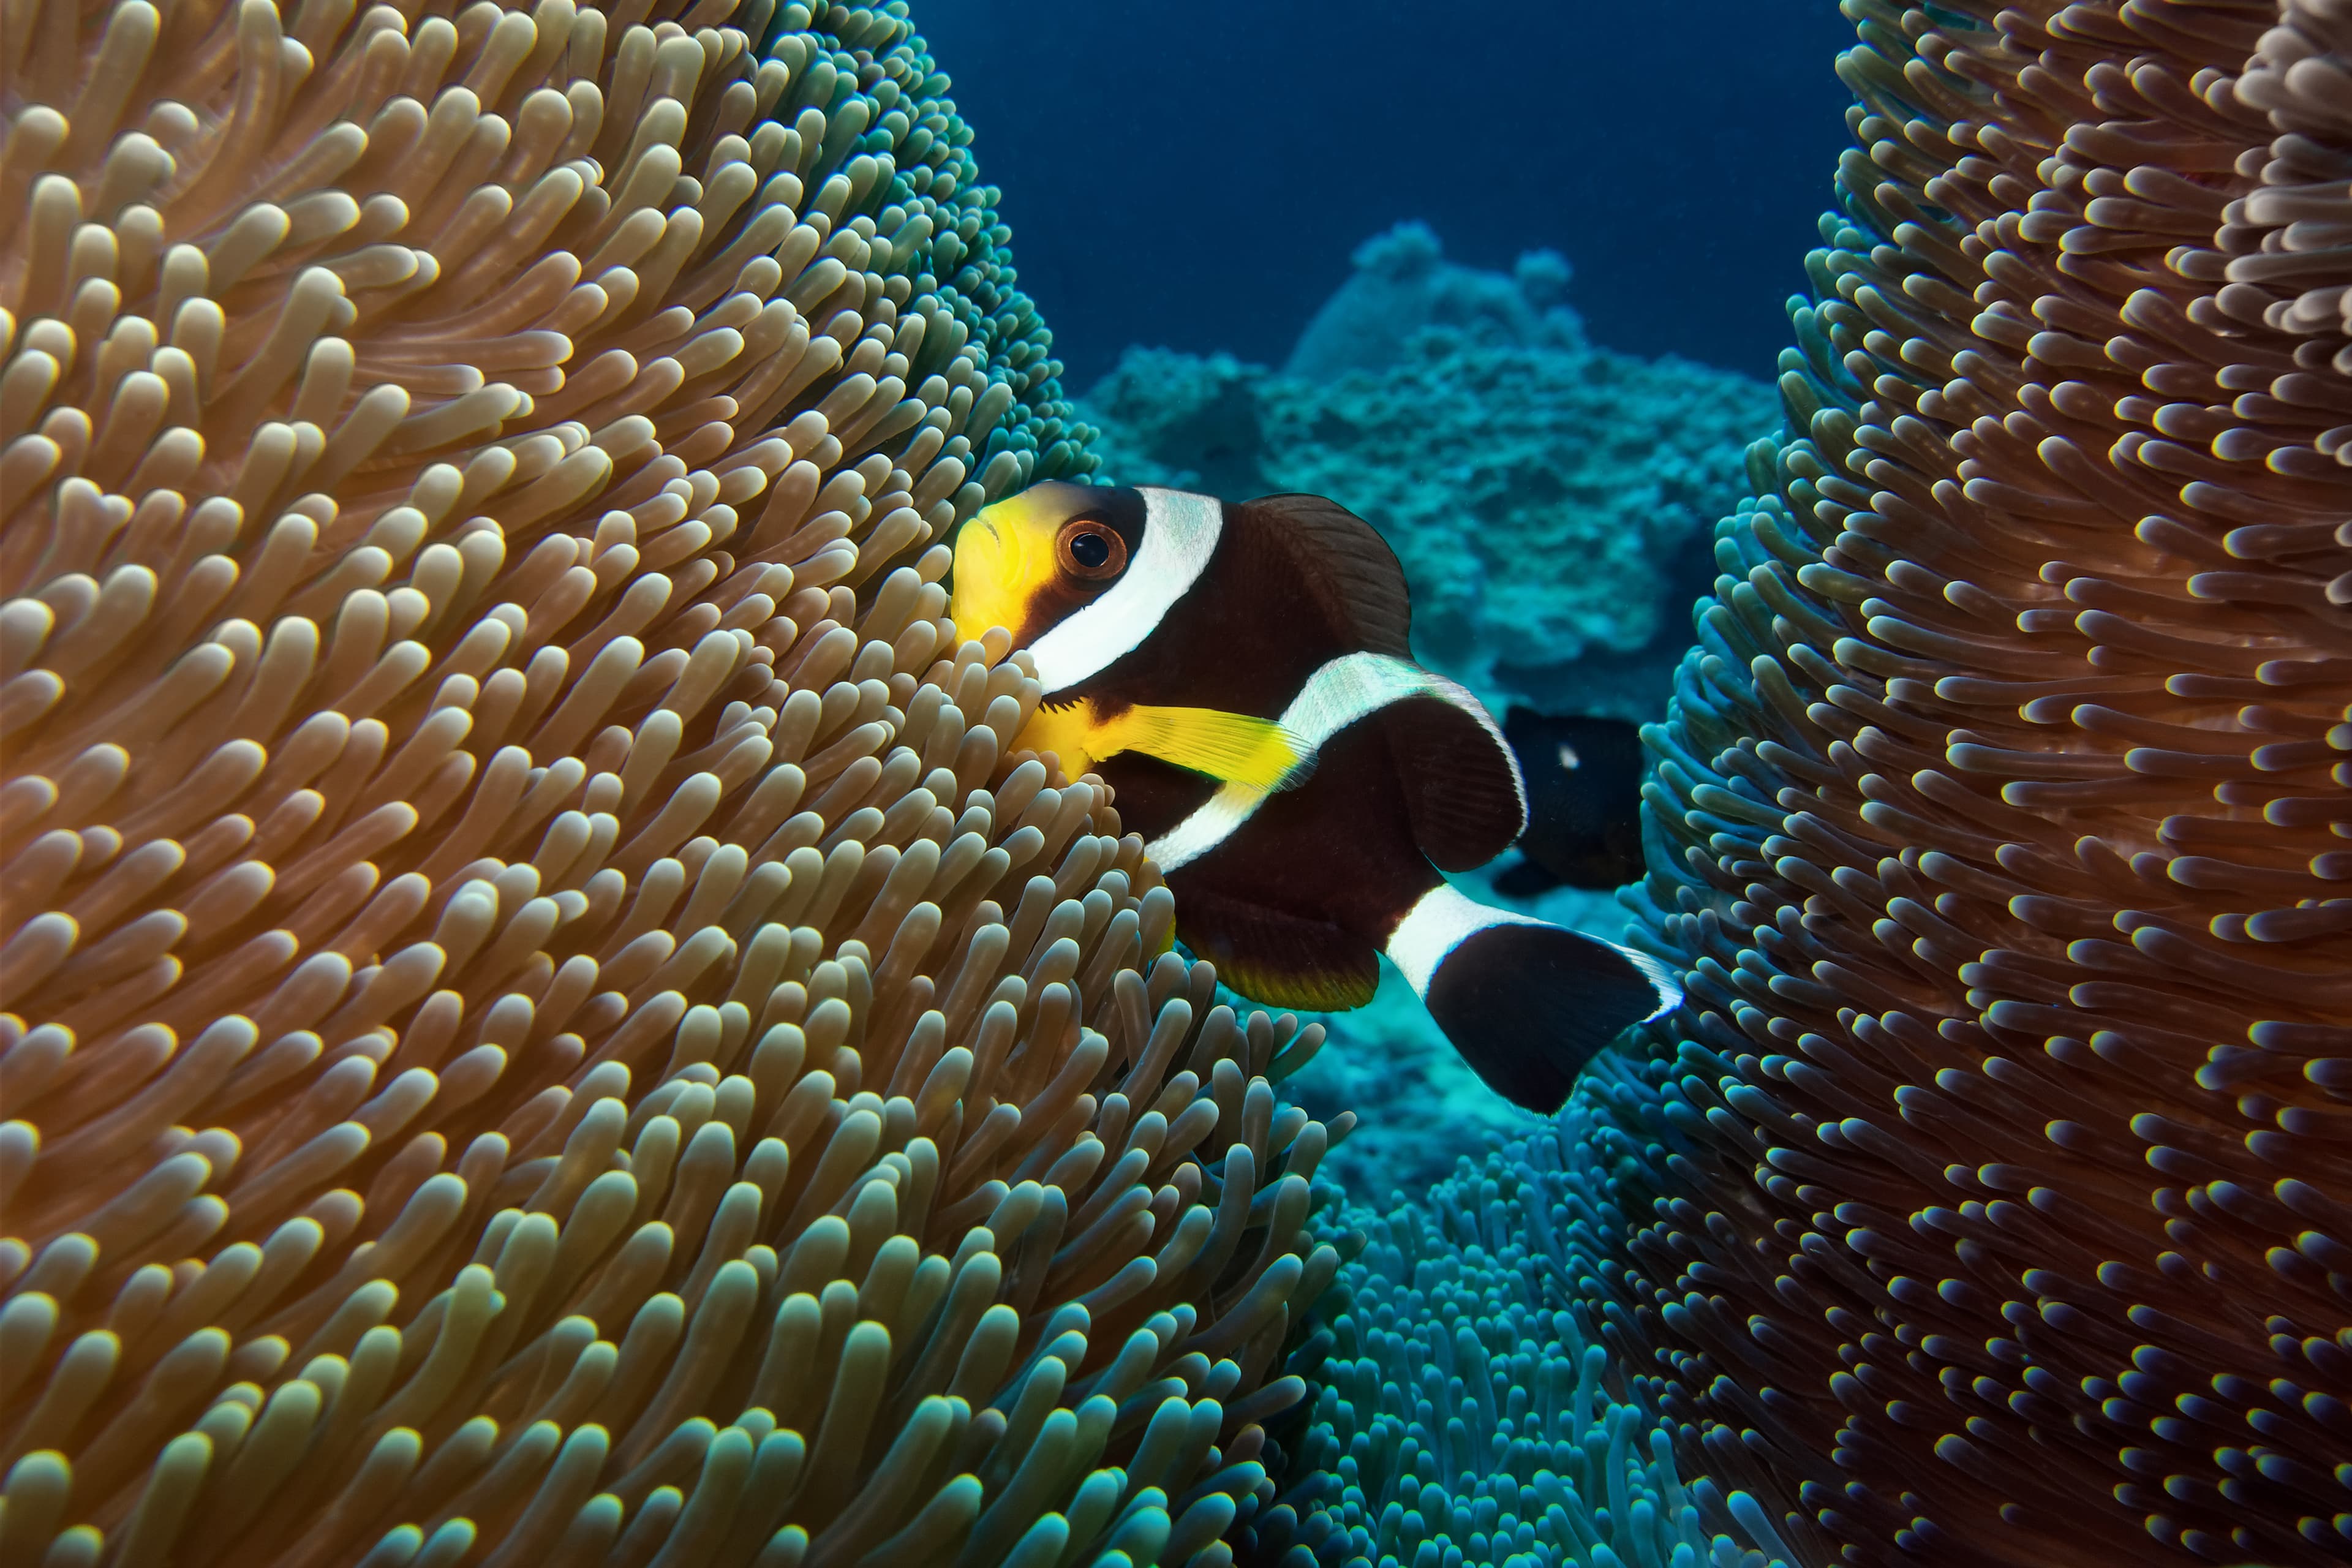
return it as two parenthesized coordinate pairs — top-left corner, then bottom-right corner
(1056, 519), (1126, 579)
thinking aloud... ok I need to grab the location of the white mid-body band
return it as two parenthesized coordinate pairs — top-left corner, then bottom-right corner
(1143, 651), (1522, 872)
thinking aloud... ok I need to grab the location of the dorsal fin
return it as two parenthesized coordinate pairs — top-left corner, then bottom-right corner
(1237, 494), (1412, 657)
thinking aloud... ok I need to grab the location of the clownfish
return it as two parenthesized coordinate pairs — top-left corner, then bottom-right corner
(1491, 707), (1652, 897)
(948, 481), (1679, 1112)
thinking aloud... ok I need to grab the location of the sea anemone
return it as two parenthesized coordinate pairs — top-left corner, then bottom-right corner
(1620, 1), (2352, 1564)
(0, 1), (1329, 1561)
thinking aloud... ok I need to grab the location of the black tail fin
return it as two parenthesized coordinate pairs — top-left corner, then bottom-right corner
(1387, 884), (1679, 1112)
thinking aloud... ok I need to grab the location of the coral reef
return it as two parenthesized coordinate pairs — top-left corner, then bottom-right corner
(1083, 352), (1266, 514)
(1250, 1057), (1796, 1568)
(1080, 232), (1776, 719)
(1282, 223), (1577, 388)
(1616, 1), (2352, 1564)
(0, 1), (1328, 1564)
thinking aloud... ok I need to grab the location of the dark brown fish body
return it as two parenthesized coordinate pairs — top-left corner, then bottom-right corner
(1104, 714), (1439, 1008)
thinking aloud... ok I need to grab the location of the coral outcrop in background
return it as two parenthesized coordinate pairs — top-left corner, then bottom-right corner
(0, 2), (1333, 1562)
(1280, 222), (1577, 387)
(1083, 227), (1776, 722)
(1619, 1), (2352, 1564)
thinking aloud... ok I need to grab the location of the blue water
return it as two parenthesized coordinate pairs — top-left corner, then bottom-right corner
(919, 0), (1854, 386)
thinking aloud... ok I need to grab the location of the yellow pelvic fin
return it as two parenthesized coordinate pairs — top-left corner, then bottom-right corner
(1097, 704), (1311, 790)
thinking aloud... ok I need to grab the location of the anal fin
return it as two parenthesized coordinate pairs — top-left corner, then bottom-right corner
(1174, 886), (1379, 1012)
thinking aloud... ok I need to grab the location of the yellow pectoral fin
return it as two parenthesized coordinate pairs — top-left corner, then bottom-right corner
(1098, 704), (1313, 791)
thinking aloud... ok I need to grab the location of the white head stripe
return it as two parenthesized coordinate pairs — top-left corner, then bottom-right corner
(1027, 488), (1221, 695)
(1384, 881), (1683, 1021)
(1142, 652), (1522, 871)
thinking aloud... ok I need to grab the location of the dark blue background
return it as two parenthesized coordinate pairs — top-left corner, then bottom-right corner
(914, 1), (1856, 390)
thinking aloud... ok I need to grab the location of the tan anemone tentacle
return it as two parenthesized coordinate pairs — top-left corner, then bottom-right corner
(0, 4), (1326, 1565)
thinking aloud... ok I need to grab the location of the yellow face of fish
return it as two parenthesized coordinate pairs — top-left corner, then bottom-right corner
(949, 480), (1314, 791)
(947, 481), (1138, 654)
